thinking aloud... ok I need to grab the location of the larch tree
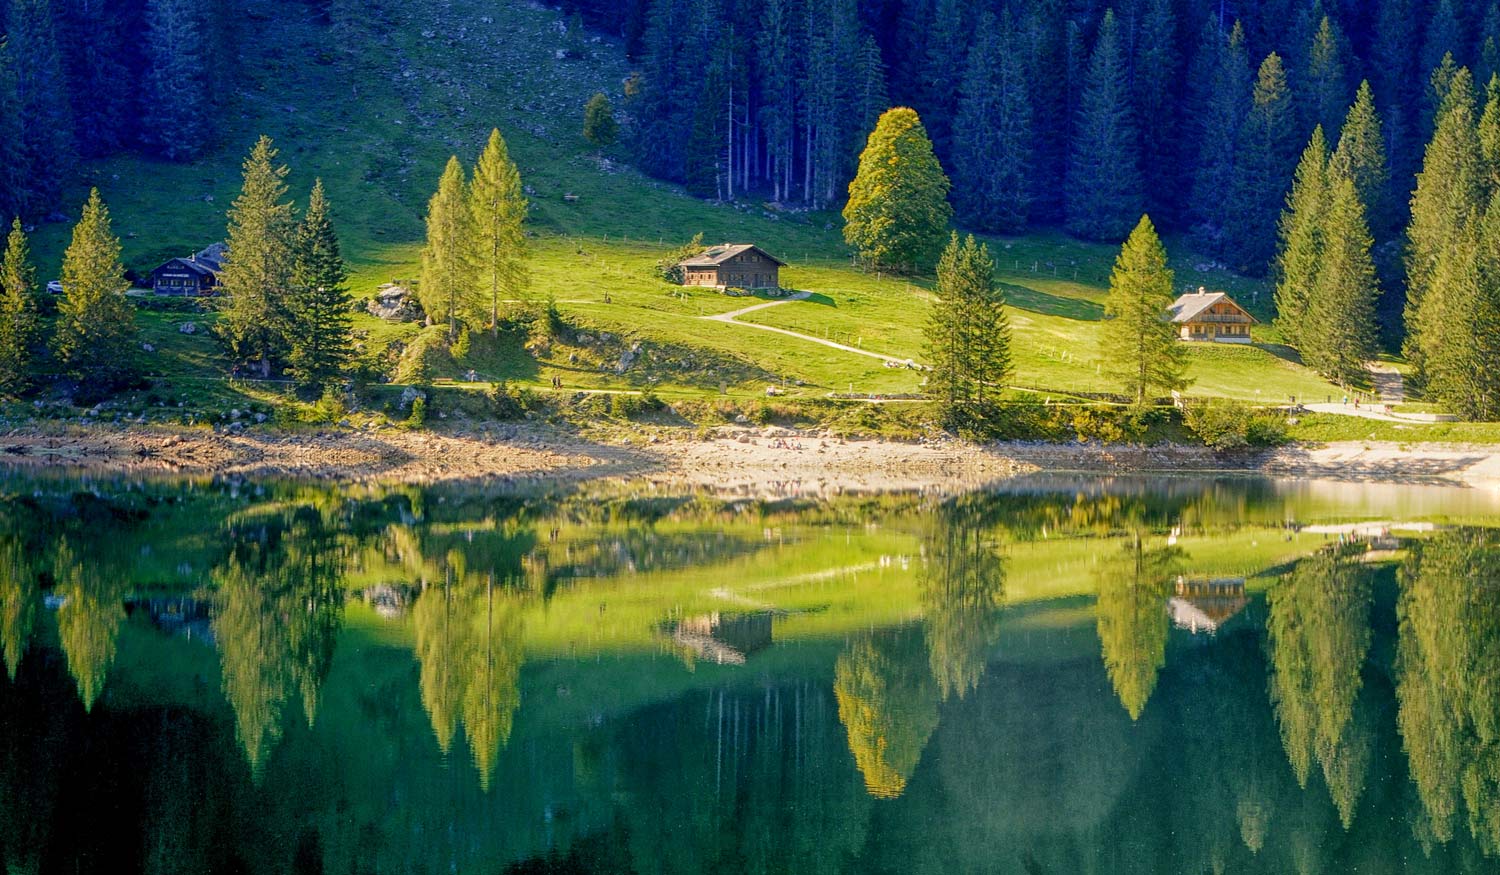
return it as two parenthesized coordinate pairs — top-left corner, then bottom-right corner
(1302, 175), (1379, 388)
(1406, 67), (1485, 382)
(951, 10), (1032, 233)
(420, 156), (471, 343)
(218, 135), (295, 378)
(925, 232), (1011, 432)
(842, 107), (952, 273)
(467, 129), (529, 334)
(0, 218), (39, 395)
(582, 93), (618, 146)
(1065, 9), (1142, 241)
(1330, 81), (1393, 239)
(53, 188), (135, 394)
(285, 179), (352, 392)
(1101, 215), (1186, 404)
(1275, 126), (1331, 349)
(1225, 53), (1298, 275)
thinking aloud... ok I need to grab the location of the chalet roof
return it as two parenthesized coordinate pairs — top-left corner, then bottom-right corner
(152, 257), (217, 278)
(1169, 288), (1257, 324)
(679, 243), (786, 268)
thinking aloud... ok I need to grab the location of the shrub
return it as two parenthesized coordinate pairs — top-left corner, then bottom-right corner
(485, 381), (540, 420)
(1182, 398), (1286, 449)
(406, 395), (427, 429)
(654, 232), (705, 284)
(314, 386), (347, 423)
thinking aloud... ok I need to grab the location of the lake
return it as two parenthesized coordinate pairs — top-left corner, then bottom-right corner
(2, 472), (1499, 873)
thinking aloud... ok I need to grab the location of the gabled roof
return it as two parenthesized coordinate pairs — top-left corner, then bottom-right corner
(151, 257), (217, 278)
(679, 243), (786, 268)
(1169, 289), (1257, 324)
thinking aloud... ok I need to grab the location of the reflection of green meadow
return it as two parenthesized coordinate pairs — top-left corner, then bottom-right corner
(5, 474), (1500, 872)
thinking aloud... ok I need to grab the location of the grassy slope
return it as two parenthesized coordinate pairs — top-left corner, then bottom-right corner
(28, 0), (1347, 410)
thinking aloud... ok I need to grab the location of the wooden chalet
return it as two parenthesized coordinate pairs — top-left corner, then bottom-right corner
(678, 243), (785, 290)
(150, 243), (227, 296)
(1168, 288), (1256, 343)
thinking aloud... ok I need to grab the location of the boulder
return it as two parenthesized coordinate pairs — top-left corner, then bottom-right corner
(178, 322), (198, 335)
(367, 284), (423, 322)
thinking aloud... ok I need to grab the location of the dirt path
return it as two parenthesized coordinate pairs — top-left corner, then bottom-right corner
(702, 292), (916, 366)
(1304, 402), (1421, 423)
(1368, 361), (1406, 404)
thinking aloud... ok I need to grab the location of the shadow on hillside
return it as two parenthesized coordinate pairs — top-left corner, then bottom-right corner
(798, 292), (836, 306)
(1253, 342), (1305, 365)
(1001, 283), (1105, 321)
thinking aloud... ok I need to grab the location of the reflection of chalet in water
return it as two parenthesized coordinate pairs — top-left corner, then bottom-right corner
(125, 597), (215, 644)
(360, 584), (417, 620)
(670, 611), (774, 665)
(1167, 577), (1248, 635)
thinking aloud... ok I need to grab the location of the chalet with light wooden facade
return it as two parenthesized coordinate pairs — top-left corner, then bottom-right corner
(1169, 288), (1256, 343)
(1168, 577), (1248, 635)
(149, 243), (227, 296)
(679, 244), (784, 290)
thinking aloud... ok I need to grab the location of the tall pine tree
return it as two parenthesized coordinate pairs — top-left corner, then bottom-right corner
(1421, 195), (1500, 420)
(0, 218), (37, 395)
(1302, 16), (1351, 140)
(1330, 81), (1393, 239)
(285, 180), (352, 392)
(1101, 215), (1186, 404)
(951, 11), (1032, 233)
(53, 189), (135, 395)
(1066, 9), (1143, 242)
(218, 136), (295, 377)
(1225, 53), (1298, 275)
(1133, 0), (1181, 221)
(926, 232), (1011, 431)
(1189, 20), (1252, 253)
(142, 0), (212, 161)
(1275, 126), (1331, 349)
(1406, 68), (1485, 380)
(1302, 174), (1379, 387)
(8, 0), (73, 216)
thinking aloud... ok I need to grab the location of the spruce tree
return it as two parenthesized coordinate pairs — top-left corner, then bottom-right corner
(467, 129), (528, 333)
(0, 218), (38, 396)
(1303, 175), (1379, 388)
(218, 136), (295, 378)
(420, 156), (470, 343)
(1275, 127), (1331, 349)
(0, 45), (26, 224)
(142, 0), (212, 161)
(582, 93), (617, 147)
(1421, 0), (1463, 99)
(842, 107), (952, 273)
(1134, 0), (1180, 220)
(1330, 81), (1393, 239)
(1422, 200), (1500, 420)
(1479, 74), (1500, 189)
(1303, 16), (1351, 139)
(1406, 68), (1485, 378)
(285, 180), (352, 392)
(1189, 20), (1252, 254)
(1066, 9), (1143, 241)
(1101, 215), (1186, 404)
(926, 232), (1011, 431)
(8, 0), (73, 215)
(1225, 53), (1298, 275)
(951, 11), (1032, 233)
(57, 0), (128, 158)
(53, 189), (135, 395)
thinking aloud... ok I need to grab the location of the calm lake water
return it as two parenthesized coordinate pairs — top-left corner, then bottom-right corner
(3, 472), (1500, 873)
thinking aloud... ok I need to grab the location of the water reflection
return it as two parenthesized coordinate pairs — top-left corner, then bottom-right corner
(1266, 548), (1374, 828)
(1095, 529), (1180, 720)
(3, 474), (1500, 871)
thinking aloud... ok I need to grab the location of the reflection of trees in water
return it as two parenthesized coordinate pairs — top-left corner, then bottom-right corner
(1266, 549), (1373, 829)
(212, 512), (345, 773)
(834, 627), (939, 799)
(413, 557), (524, 789)
(54, 540), (125, 712)
(921, 497), (1005, 700)
(0, 538), (39, 681)
(1094, 530), (1181, 720)
(1397, 530), (1500, 854)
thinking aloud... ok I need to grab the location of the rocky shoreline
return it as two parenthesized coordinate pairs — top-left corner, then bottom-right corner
(2, 422), (1498, 492)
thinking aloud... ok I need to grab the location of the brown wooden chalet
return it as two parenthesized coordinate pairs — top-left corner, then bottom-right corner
(150, 242), (227, 296)
(1167, 577), (1248, 635)
(678, 243), (785, 290)
(1169, 287), (1256, 343)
